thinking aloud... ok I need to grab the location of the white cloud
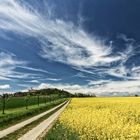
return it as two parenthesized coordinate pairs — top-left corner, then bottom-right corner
(0, 52), (42, 80)
(0, 0), (123, 69)
(73, 72), (86, 78)
(17, 66), (55, 75)
(106, 45), (135, 79)
(34, 80), (140, 96)
(46, 78), (61, 81)
(107, 65), (128, 79)
(0, 84), (10, 89)
(30, 80), (39, 83)
(0, 52), (26, 80)
(117, 34), (135, 42)
(0, 52), (24, 67)
(36, 83), (82, 93)
(92, 80), (140, 95)
(88, 80), (110, 86)
(1, 0), (140, 96)
(37, 83), (48, 89)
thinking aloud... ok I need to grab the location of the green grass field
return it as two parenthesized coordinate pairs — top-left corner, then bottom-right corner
(0, 98), (67, 130)
(0, 94), (60, 110)
(1, 102), (68, 140)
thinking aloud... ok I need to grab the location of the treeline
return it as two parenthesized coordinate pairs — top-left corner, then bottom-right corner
(0, 88), (72, 114)
(13, 88), (73, 98)
(1, 88), (97, 98)
(0, 88), (96, 114)
(74, 93), (96, 97)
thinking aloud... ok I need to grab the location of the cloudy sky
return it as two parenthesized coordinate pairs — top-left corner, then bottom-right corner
(0, 0), (140, 96)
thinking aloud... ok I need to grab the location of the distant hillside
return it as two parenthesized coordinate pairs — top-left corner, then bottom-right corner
(13, 88), (96, 98)
(13, 88), (73, 98)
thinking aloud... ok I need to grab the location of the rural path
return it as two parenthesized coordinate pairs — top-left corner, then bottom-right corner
(18, 101), (69, 140)
(0, 101), (68, 139)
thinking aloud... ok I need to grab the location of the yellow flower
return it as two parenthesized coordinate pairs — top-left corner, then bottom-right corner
(50, 97), (140, 140)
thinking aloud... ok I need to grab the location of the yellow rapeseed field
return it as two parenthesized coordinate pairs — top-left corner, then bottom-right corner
(46, 97), (140, 140)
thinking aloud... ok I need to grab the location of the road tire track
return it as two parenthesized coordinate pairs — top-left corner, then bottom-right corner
(0, 101), (67, 139)
(18, 101), (69, 140)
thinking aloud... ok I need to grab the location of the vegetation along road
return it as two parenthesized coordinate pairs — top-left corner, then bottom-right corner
(0, 100), (68, 139)
(18, 100), (69, 140)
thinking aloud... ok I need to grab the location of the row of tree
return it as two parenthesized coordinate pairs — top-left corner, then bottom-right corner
(13, 88), (73, 97)
(0, 88), (96, 114)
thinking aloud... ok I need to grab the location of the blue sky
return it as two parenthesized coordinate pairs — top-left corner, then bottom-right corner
(0, 0), (140, 96)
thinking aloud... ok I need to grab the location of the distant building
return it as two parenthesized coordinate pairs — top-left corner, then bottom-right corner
(28, 88), (38, 95)
(14, 92), (24, 97)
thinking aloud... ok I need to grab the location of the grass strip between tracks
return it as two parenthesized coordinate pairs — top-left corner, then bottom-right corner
(0, 100), (68, 140)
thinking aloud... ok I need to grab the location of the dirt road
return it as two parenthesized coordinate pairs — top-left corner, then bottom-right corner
(0, 101), (67, 138)
(18, 101), (69, 140)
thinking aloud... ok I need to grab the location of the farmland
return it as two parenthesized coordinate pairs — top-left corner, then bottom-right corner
(0, 98), (67, 130)
(0, 94), (67, 130)
(0, 94), (60, 110)
(46, 97), (140, 140)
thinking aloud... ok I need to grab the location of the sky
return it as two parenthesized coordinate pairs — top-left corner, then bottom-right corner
(0, 0), (140, 96)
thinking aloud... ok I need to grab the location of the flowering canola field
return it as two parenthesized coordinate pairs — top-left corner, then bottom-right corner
(46, 97), (140, 140)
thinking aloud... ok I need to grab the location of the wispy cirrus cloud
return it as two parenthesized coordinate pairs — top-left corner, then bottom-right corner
(46, 78), (61, 81)
(0, 52), (24, 67)
(0, 0), (122, 69)
(29, 80), (39, 83)
(88, 80), (110, 86)
(0, 84), (10, 89)
(17, 66), (55, 75)
(0, 51), (26, 80)
(0, 51), (50, 81)
(1, 0), (140, 95)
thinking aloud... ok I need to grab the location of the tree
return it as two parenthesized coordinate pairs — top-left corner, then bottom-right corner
(37, 93), (40, 106)
(45, 95), (47, 105)
(0, 94), (9, 114)
(24, 93), (30, 109)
